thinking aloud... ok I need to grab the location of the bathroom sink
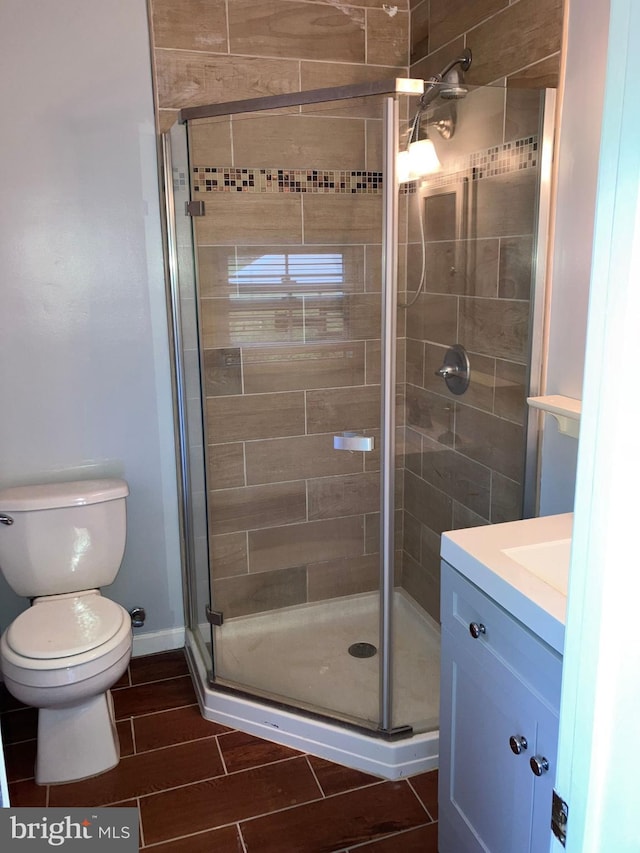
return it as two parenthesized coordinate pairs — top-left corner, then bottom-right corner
(501, 539), (572, 593)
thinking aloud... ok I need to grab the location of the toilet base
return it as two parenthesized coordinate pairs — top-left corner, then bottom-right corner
(36, 689), (120, 785)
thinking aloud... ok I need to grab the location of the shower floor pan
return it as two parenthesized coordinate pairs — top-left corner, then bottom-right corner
(185, 589), (440, 779)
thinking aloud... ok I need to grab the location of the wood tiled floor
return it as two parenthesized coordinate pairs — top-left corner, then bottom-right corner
(1, 650), (439, 852)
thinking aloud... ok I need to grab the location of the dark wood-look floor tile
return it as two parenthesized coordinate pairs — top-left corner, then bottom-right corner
(113, 676), (196, 720)
(133, 705), (230, 753)
(0, 683), (27, 712)
(4, 737), (37, 782)
(118, 719), (135, 758)
(307, 755), (380, 797)
(142, 825), (244, 852)
(347, 821), (438, 852)
(49, 736), (224, 808)
(1, 707), (38, 744)
(104, 799), (141, 849)
(408, 769), (438, 819)
(140, 756), (321, 846)
(8, 778), (47, 807)
(217, 729), (301, 773)
(112, 668), (132, 690)
(130, 650), (189, 685)
(240, 780), (428, 853)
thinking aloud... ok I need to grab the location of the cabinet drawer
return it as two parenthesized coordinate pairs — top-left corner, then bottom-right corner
(441, 560), (562, 710)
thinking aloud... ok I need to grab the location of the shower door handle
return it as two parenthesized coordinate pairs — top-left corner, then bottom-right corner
(333, 433), (375, 452)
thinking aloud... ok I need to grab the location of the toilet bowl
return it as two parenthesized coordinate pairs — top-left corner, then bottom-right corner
(0, 478), (133, 785)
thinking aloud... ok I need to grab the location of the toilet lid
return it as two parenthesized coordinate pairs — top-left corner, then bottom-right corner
(5, 595), (126, 660)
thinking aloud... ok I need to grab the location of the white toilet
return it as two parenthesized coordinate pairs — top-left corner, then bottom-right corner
(0, 478), (133, 785)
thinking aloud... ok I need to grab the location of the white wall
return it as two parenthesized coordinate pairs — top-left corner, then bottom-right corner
(0, 0), (184, 642)
(538, 0), (610, 515)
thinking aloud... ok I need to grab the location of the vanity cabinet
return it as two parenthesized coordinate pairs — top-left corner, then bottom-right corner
(439, 561), (562, 853)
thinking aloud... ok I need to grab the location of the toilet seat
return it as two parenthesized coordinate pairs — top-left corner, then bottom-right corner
(6, 590), (126, 660)
(0, 591), (132, 688)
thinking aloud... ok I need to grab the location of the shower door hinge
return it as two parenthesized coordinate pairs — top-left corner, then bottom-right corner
(185, 200), (205, 217)
(206, 605), (224, 627)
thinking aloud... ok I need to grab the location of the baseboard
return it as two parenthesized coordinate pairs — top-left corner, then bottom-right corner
(132, 626), (185, 657)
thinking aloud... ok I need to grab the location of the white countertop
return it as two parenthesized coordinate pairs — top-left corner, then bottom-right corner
(441, 513), (573, 654)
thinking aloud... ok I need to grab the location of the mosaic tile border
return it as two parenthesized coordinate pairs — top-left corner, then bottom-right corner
(192, 168), (383, 194)
(186, 137), (538, 195)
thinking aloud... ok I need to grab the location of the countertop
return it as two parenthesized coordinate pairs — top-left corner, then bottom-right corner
(440, 513), (572, 654)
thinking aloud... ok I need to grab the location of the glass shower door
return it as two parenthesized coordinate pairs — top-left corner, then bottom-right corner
(186, 95), (393, 730)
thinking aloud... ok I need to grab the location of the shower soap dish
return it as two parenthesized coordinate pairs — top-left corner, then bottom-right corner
(527, 395), (581, 439)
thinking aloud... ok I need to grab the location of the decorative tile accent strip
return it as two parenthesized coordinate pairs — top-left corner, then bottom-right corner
(192, 167), (383, 194)
(190, 136), (538, 196)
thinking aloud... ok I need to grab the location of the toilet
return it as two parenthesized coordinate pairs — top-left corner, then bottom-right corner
(0, 478), (133, 785)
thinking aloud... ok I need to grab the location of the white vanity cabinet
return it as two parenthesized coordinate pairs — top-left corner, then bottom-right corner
(438, 561), (562, 853)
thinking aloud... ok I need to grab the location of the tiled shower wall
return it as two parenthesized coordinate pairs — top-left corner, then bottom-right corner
(149, 0), (564, 621)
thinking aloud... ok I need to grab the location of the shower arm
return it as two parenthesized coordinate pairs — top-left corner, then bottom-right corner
(405, 47), (473, 149)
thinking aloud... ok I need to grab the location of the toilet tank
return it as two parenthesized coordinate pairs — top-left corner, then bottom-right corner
(0, 478), (129, 598)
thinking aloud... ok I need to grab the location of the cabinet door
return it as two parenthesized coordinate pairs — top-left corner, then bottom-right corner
(440, 626), (538, 853)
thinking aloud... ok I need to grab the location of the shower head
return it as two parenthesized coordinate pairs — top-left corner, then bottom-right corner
(418, 48), (472, 111)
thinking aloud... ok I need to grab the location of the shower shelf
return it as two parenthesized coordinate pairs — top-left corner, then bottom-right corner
(527, 395), (582, 438)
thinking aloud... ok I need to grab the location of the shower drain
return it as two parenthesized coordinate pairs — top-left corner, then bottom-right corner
(348, 642), (378, 659)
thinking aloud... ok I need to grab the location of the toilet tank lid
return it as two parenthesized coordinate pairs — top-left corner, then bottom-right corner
(0, 478), (129, 511)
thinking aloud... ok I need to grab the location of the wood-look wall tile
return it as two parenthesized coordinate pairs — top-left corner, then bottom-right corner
(405, 338), (424, 387)
(206, 391), (305, 442)
(429, 0), (507, 53)
(474, 172), (538, 239)
(459, 297), (529, 362)
(508, 54), (561, 89)
(404, 469), (453, 534)
(304, 293), (381, 343)
(498, 236), (534, 300)
(505, 88), (542, 142)
(300, 61), (397, 119)
(405, 385), (454, 445)
(307, 553), (380, 601)
(466, 0), (564, 84)
(410, 0), (430, 65)
(306, 385), (380, 434)
(213, 566), (308, 618)
(421, 437), (491, 518)
(303, 195), (383, 245)
(404, 426), (423, 477)
(405, 294), (457, 347)
(403, 510), (422, 563)
(200, 295), (304, 348)
(365, 336), (406, 385)
(409, 36), (465, 79)
(197, 246), (236, 298)
(248, 516), (365, 573)
(366, 118), (384, 171)
(203, 348), (242, 397)
(228, 0), (366, 63)
(155, 50), (300, 110)
(151, 0), (228, 52)
(364, 510), (403, 554)
(417, 239), (499, 298)
(231, 114), (367, 170)
(307, 472), (380, 520)
(208, 480), (307, 535)
(207, 442), (245, 490)
(195, 195), (303, 245)
(366, 8), (409, 67)
(209, 531), (248, 579)
(243, 342), (365, 394)
(402, 551), (440, 621)
(454, 402), (524, 481)
(452, 501), (490, 529)
(490, 471), (523, 523)
(188, 117), (232, 166)
(245, 433), (362, 485)
(494, 359), (527, 424)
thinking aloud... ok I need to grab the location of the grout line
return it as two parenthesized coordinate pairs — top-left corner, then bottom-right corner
(215, 733), (229, 775)
(304, 755), (326, 798)
(137, 797), (145, 849)
(129, 718), (137, 755)
(237, 822), (249, 853)
(406, 776), (435, 819)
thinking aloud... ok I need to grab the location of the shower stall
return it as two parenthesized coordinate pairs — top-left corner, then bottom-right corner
(162, 75), (554, 778)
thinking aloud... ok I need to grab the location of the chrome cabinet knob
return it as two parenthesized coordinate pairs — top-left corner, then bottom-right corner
(469, 622), (486, 639)
(509, 735), (528, 755)
(530, 755), (550, 776)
